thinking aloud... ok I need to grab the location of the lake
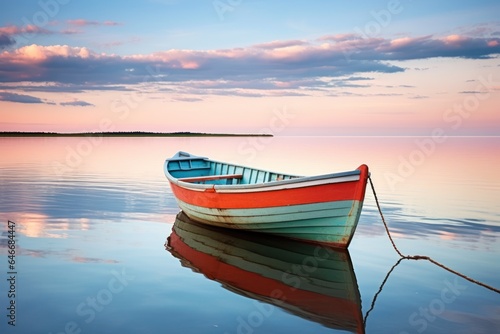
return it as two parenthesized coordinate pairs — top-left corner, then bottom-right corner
(1, 136), (499, 334)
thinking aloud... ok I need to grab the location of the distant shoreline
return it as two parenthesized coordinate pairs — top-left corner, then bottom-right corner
(0, 131), (273, 137)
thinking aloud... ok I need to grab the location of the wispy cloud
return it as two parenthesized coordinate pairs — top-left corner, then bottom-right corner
(66, 19), (122, 27)
(171, 96), (204, 102)
(0, 83), (133, 93)
(0, 24), (53, 36)
(71, 256), (119, 264)
(0, 21), (122, 48)
(0, 92), (54, 104)
(0, 24), (54, 49)
(60, 99), (94, 107)
(452, 22), (500, 38)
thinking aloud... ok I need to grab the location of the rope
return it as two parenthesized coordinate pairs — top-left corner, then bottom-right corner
(363, 257), (404, 327)
(368, 175), (500, 295)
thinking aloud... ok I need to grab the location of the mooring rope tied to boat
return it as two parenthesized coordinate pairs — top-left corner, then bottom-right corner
(368, 176), (500, 295)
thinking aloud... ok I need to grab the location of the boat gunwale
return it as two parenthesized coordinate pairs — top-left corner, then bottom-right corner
(165, 156), (362, 191)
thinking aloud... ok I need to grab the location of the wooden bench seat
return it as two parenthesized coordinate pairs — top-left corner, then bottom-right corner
(179, 174), (243, 183)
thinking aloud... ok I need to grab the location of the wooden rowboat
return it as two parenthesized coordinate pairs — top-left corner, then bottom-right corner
(166, 212), (364, 333)
(164, 151), (369, 248)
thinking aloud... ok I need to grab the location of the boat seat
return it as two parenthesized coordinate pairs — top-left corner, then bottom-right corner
(179, 174), (243, 183)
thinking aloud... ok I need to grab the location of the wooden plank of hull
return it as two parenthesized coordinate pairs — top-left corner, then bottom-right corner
(179, 201), (362, 248)
(176, 199), (363, 247)
(166, 212), (364, 333)
(168, 172), (366, 210)
(177, 199), (356, 223)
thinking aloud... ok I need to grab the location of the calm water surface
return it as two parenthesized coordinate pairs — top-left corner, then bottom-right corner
(0, 136), (499, 334)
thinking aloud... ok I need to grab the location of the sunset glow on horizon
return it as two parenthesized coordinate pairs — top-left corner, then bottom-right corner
(1, 1), (499, 136)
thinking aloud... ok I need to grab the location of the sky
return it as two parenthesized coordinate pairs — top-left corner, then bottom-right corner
(0, 0), (499, 135)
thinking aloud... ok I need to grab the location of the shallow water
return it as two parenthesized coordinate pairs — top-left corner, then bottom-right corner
(1, 136), (499, 333)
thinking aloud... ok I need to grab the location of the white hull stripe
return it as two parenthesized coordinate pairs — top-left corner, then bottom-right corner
(172, 174), (360, 193)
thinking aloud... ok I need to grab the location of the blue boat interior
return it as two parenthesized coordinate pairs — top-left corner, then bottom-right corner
(166, 151), (298, 185)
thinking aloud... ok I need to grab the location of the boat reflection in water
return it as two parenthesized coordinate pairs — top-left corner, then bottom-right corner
(166, 212), (364, 333)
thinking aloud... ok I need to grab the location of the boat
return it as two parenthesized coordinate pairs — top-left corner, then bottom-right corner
(164, 151), (369, 248)
(166, 212), (364, 333)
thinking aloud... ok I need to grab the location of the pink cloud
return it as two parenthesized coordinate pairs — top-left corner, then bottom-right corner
(0, 33), (498, 85)
(71, 256), (119, 264)
(60, 29), (82, 35)
(0, 25), (22, 35)
(389, 36), (422, 48)
(103, 20), (121, 26)
(252, 39), (308, 50)
(60, 99), (94, 107)
(5, 44), (94, 62)
(0, 24), (52, 36)
(99, 37), (141, 48)
(66, 19), (121, 27)
(317, 33), (362, 42)
(443, 34), (469, 45)
(67, 19), (99, 26)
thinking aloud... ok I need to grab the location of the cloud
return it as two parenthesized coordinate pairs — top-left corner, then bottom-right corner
(0, 21), (99, 53)
(60, 29), (82, 35)
(379, 34), (500, 60)
(454, 22), (500, 39)
(0, 24), (55, 49)
(0, 21), (120, 49)
(343, 76), (374, 81)
(0, 24), (53, 36)
(66, 19), (122, 27)
(171, 96), (204, 102)
(252, 39), (308, 50)
(0, 83), (133, 93)
(0, 22), (101, 53)
(0, 92), (49, 104)
(10, 44), (94, 60)
(0, 34), (15, 49)
(60, 100), (94, 107)
(0, 33), (498, 91)
(459, 90), (484, 94)
(71, 256), (119, 264)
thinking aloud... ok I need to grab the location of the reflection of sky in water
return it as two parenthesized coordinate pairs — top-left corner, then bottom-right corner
(1, 172), (177, 221)
(0, 136), (499, 333)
